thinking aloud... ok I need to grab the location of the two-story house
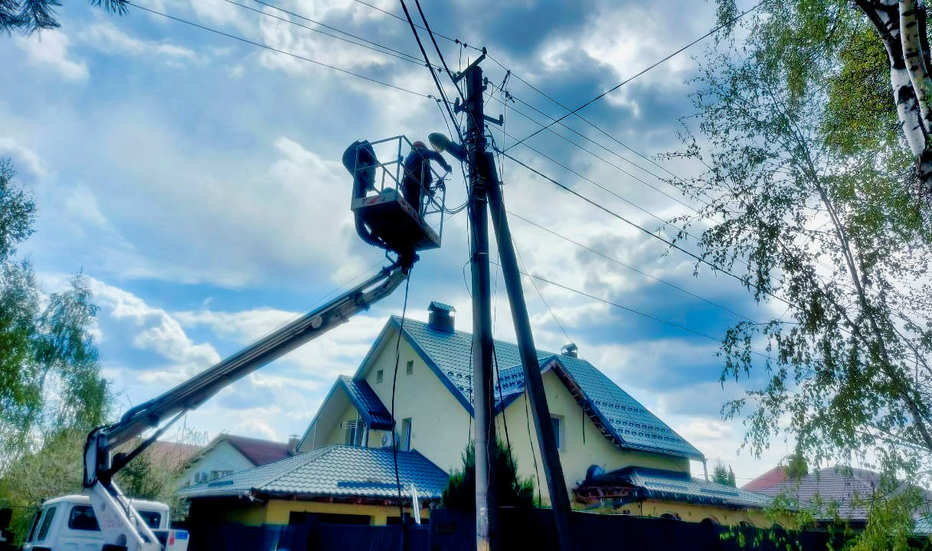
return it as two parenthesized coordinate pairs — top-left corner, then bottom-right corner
(182, 302), (770, 529)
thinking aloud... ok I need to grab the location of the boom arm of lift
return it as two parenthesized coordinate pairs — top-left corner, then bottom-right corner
(82, 260), (412, 551)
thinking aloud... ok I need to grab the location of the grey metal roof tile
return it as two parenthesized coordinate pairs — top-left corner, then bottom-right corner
(396, 317), (702, 460)
(181, 445), (449, 501)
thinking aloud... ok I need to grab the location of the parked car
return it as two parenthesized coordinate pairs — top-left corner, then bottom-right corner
(20, 494), (189, 551)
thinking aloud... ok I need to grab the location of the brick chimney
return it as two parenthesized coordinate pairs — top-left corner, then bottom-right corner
(561, 343), (578, 358)
(428, 301), (455, 333)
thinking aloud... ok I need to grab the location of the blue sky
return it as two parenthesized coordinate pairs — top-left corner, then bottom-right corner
(1, 0), (790, 483)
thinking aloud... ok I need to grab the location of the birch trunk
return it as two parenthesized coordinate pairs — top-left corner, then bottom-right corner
(857, 0), (932, 197)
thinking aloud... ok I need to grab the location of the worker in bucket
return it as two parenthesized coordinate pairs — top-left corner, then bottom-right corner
(402, 140), (451, 215)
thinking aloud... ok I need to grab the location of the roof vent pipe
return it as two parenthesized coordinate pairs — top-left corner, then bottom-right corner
(428, 301), (455, 333)
(561, 343), (578, 358)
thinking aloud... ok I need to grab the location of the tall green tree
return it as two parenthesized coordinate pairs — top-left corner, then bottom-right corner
(1, 0), (126, 34)
(671, 3), (932, 544)
(712, 463), (737, 488)
(442, 440), (535, 512)
(0, 158), (110, 465)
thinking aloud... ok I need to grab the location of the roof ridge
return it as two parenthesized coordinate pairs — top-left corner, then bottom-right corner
(258, 446), (336, 490)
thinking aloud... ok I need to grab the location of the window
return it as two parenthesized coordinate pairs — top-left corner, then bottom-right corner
(551, 416), (562, 450)
(37, 505), (57, 541)
(400, 418), (412, 451)
(137, 510), (162, 530)
(194, 471), (208, 484)
(68, 505), (101, 531)
(405, 360), (414, 375)
(344, 419), (365, 447)
(26, 511), (42, 542)
(376, 369), (384, 384)
(209, 470), (233, 481)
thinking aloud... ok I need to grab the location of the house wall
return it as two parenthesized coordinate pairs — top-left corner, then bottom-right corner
(177, 441), (255, 488)
(362, 328), (473, 473)
(263, 499), (431, 526)
(498, 369), (690, 507)
(320, 402), (363, 448)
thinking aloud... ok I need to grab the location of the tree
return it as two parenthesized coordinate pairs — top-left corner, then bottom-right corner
(0, 158), (112, 541)
(712, 463), (737, 488)
(1, 0), (126, 34)
(442, 440), (534, 511)
(717, 0), (932, 204)
(670, 3), (932, 543)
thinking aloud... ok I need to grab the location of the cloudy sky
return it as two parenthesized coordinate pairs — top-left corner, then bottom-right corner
(1, 0), (790, 483)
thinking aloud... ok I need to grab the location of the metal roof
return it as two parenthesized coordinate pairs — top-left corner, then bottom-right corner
(580, 467), (771, 509)
(393, 317), (703, 460)
(180, 445), (448, 501)
(338, 375), (394, 430)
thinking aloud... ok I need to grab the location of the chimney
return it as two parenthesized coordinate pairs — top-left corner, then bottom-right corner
(287, 434), (300, 455)
(561, 343), (578, 358)
(428, 301), (455, 333)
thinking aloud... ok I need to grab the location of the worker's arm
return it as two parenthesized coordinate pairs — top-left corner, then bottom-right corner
(424, 150), (452, 172)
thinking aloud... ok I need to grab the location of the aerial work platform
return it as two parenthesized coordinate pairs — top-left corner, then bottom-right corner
(342, 136), (446, 261)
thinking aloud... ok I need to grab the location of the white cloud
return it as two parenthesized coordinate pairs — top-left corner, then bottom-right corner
(0, 138), (46, 178)
(14, 29), (88, 81)
(88, 278), (220, 375)
(80, 23), (197, 61)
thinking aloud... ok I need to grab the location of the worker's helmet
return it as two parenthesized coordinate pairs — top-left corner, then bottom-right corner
(412, 140), (427, 150)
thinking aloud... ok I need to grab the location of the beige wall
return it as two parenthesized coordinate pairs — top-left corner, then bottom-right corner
(497, 370), (689, 507)
(362, 327), (473, 473)
(264, 499), (430, 526)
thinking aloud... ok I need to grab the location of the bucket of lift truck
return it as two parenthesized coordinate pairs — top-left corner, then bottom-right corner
(342, 136), (446, 261)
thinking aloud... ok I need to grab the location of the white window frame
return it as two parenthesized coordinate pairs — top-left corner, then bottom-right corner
(551, 415), (563, 450)
(344, 419), (366, 447)
(400, 417), (413, 451)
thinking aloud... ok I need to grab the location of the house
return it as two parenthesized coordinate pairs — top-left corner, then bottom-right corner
(178, 434), (294, 488)
(184, 301), (773, 528)
(744, 464), (932, 532)
(182, 446), (447, 527)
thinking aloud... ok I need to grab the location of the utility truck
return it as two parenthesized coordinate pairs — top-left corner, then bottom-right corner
(24, 136), (447, 551)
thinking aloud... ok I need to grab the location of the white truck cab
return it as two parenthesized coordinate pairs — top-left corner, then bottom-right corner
(21, 495), (189, 551)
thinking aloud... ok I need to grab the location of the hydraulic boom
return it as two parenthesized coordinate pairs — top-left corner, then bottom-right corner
(82, 260), (413, 551)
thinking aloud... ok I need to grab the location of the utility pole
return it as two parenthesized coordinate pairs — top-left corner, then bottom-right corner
(459, 57), (573, 551)
(463, 61), (498, 551)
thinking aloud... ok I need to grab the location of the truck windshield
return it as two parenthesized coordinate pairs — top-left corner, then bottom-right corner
(137, 510), (162, 529)
(65, 505), (161, 531)
(36, 506), (56, 541)
(25, 510), (41, 542)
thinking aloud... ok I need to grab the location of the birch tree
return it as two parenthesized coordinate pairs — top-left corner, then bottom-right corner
(675, 3), (932, 542)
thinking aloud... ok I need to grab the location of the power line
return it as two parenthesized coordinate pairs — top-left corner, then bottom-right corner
(223, 0), (437, 69)
(126, 2), (432, 98)
(351, 0), (484, 52)
(399, 0), (464, 142)
(506, 210), (754, 322)
(505, 1), (763, 152)
(490, 261), (769, 360)
(503, 91), (699, 211)
(488, 53), (677, 179)
(496, 122), (698, 241)
(485, 91), (700, 214)
(498, 148), (796, 312)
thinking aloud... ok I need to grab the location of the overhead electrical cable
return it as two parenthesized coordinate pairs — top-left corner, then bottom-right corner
(487, 53), (677, 178)
(491, 261), (769, 360)
(352, 0), (484, 52)
(398, 0), (464, 142)
(497, 124), (698, 241)
(506, 211), (754, 322)
(498, 149), (796, 312)
(127, 2), (432, 98)
(485, 92), (700, 214)
(505, 1), (764, 152)
(222, 0), (440, 69)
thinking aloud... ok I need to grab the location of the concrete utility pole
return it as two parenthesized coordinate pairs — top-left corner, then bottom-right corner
(463, 60), (498, 551)
(459, 57), (573, 551)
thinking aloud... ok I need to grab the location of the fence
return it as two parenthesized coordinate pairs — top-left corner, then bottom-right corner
(187, 508), (923, 551)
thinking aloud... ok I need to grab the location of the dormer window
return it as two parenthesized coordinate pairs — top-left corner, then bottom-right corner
(344, 419), (366, 447)
(376, 369), (384, 384)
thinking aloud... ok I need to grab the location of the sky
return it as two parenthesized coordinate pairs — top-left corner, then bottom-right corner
(1, 0), (792, 484)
